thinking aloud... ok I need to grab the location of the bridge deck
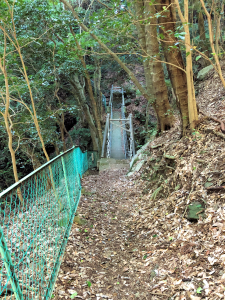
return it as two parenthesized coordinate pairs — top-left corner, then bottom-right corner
(110, 111), (126, 159)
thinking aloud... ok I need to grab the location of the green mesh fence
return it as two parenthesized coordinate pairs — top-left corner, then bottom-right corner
(0, 146), (97, 300)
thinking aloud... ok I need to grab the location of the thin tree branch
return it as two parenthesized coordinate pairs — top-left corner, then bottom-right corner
(95, 0), (112, 10)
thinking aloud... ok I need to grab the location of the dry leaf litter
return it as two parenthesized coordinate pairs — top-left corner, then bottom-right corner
(54, 68), (225, 300)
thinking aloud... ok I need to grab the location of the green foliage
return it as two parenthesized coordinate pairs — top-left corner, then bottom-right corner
(0, 0), (99, 189)
(134, 110), (145, 123)
(196, 287), (203, 294)
(69, 128), (91, 149)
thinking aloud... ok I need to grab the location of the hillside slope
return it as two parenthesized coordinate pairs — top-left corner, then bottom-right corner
(127, 66), (225, 298)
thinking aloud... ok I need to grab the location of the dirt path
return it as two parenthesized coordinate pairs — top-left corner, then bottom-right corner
(54, 169), (154, 300)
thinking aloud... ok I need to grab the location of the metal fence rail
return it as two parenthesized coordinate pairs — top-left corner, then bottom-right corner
(0, 147), (97, 300)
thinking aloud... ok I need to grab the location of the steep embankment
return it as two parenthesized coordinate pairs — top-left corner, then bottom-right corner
(126, 65), (225, 298)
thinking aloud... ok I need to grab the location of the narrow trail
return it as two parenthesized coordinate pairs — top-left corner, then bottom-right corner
(54, 169), (153, 300)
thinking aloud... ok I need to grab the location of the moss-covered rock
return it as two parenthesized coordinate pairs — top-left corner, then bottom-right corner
(197, 65), (213, 80)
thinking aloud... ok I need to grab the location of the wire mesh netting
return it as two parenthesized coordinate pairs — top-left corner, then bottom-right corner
(0, 147), (97, 300)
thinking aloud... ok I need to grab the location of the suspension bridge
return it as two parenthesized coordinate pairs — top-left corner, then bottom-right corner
(99, 86), (135, 172)
(0, 86), (135, 300)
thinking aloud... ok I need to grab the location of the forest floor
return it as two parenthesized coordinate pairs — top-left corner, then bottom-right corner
(54, 66), (225, 300)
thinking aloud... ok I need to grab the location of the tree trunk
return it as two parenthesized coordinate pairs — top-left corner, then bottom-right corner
(199, 0), (225, 88)
(63, 123), (74, 147)
(21, 144), (42, 170)
(133, 0), (173, 131)
(215, 5), (223, 57)
(0, 52), (23, 201)
(145, 100), (150, 131)
(70, 74), (99, 151)
(58, 114), (67, 152)
(198, 11), (206, 41)
(70, 27), (103, 148)
(55, 143), (60, 155)
(94, 56), (102, 119)
(94, 57), (100, 96)
(133, 0), (154, 101)
(156, 0), (189, 134)
(198, 10), (210, 64)
(175, 0), (198, 129)
(144, 0), (174, 131)
(220, 4), (224, 54)
(54, 84), (74, 149)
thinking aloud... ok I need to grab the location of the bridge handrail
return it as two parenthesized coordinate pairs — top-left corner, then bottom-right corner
(121, 89), (129, 159)
(109, 86), (113, 157)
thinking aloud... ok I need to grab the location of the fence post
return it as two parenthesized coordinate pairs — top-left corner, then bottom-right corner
(61, 156), (72, 213)
(73, 148), (82, 210)
(0, 226), (24, 300)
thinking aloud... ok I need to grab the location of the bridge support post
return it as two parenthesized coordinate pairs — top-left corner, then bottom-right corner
(129, 114), (135, 157)
(101, 113), (110, 158)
